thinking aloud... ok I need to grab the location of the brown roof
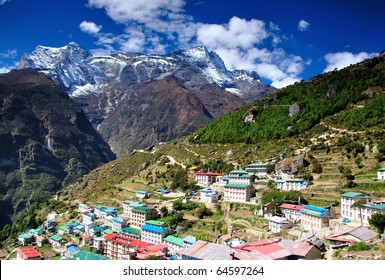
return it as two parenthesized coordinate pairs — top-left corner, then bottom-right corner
(326, 226), (377, 243)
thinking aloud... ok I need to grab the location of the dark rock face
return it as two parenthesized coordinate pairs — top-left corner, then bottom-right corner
(90, 78), (245, 155)
(276, 156), (305, 175)
(0, 69), (115, 228)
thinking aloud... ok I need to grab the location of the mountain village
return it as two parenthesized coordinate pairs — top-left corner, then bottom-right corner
(12, 161), (385, 261)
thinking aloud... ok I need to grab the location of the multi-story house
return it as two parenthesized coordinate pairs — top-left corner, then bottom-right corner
(275, 178), (307, 191)
(93, 237), (105, 252)
(265, 215), (293, 233)
(103, 233), (150, 260)
(111, 217), (127, 233)
(94, 205), (118, 219)
(82, 212), (95, 224)
(200, 188), (220, 203)
(279, 203), (304, 221)
(130, 206), (158, 228)
(121, 227), (141, 240)
(141, 220), (169, 244)
(223, 170), (255, 202)
(122, 201), (144, 217)
(195, 172), (223, 186)
(299, 205), (334, 231)
(245, 162), (267, 176)
(163, 235), (184, 251)
(341, 192), (385, 224)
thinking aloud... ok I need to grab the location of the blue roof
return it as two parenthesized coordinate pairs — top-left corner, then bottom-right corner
(201, 188), (212, 192)
(142, 224), (166, 233)
(276, 179), (285, 183)
(112, 217), (124, 223)
(183, 236), (196, 244)
(67, 245), (80, 255)
(299, 205), (328, 217)
(159, 189), (170, 194)
(137, 190), (149, 194)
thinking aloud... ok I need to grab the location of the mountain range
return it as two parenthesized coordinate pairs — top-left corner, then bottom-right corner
(17, 42), (275, 155)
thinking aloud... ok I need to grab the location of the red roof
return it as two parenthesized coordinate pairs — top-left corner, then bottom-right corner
(279, 203), (304, 211)
(104, 234), (150, 247)
(17, 247), (42, 260)
(232, 238), (315, 260)
(220, 233), (240, 241)
(138, 243), (168, 253)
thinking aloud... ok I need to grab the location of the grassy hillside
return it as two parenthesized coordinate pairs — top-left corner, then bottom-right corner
(189, 52), (385, 144)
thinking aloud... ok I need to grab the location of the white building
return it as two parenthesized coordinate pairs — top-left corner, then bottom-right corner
(195, 172), (223, 186)
(122, 201), (144, 217)
(228, 170), (254, 185)
(279, 203), (304, 221)
(245, 162), (267, 176)
(341, 192), (385, 224)
(182, 236), (196, 248)
(265, 215), (292, 233)
(111, 217), (127, 233)
(93, 237), (105, 251)
(200, 188), (219, 203)
(275, 178), (307, 191)
(377, 168), (385, 180)
(141, 221), (168, 245)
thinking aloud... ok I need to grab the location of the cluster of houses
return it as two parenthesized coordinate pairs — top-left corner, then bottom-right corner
(14, 164), (385, 261)
(190, 162), (308, 204)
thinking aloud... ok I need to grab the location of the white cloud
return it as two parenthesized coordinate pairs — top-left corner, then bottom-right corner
(86, 0), (307, 88)
(324, 51), (378, 72)
(298, 19), (310, 31)
(0, 0), (10, 5)
(87, 0), (185, 25)
(197, 17), (268, 50)
(79, 21), (102, 35)
(0, 49), (17, 59)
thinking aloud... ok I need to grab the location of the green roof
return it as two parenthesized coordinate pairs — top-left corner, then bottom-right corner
(58, 225), (69, 231)
(35, 228), (44, 233)
(363, 204), (385, 211)
(65, 250), (109, 260)
(341, 192), (373, 199)
(103, 229), (114, 234)
(132, 206), (152, 213)
(163, 235), (184, 247)
(18, 233), (32, 239)
(377, 168), (385, 171)
(67, 222), (80, 228)
(225, 183), (251, 189)
(122, 227), (141, 235)
(50, 235), (63, 242)
(146, 220), (166, 227)
(93, 226), (104, 232)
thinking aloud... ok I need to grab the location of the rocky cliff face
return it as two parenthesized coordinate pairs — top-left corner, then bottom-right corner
(0, 69), (115, 227)
(18, 43), (276, 155)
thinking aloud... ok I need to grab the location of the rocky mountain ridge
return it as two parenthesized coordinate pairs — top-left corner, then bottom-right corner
(0, 68), (115, 228)
(17, 43), (276, 155)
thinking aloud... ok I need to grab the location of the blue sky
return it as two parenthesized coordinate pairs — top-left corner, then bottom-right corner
(0, 0), (384, 88)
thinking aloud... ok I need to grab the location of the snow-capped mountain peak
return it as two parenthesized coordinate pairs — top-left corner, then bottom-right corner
(17, 42), (273, 100)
